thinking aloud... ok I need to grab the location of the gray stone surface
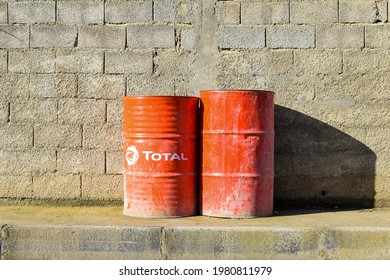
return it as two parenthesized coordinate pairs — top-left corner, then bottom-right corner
(57, 1), (104, 25)
(219, 26), (265, 49)
(0, 26), (29, 48)
(57, 149), (105, 175)
(56, 50), (104, 74)
(0, 3), (7, 23)
(0, 50), (6, 73)
(83, 124), (122, 150)
(127, 25), (175, 49)
(58, 98), (106, 125)
(290, 0), (338, 24)
(339, 0), (387, 23)
(0, 123), (33, 149)
(317, 25), (364, 49)
(79, 26), (126, 49)
(9, 50), (55, 74)
(2, 206), (390, 259)
(78, 75), (125, 99)
(105, 1), (152, 23)
(241, 1), (289, 25)
(32, 175), (81, 199)
(34, 124), (82, 148)
(8, 1), (55, 24)
(105, 51), (153, 74)
(31, 25), (78, 48)
(267, 25), (315, 49)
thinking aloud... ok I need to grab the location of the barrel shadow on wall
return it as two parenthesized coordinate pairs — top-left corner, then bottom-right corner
(274, 105), (376, 209)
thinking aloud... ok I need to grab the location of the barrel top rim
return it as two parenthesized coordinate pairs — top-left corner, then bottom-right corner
(124, 96), (199, 100)
(200, 89), (275, 95)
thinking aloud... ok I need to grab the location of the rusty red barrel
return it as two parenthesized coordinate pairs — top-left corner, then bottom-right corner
(123, 96), (199, 218)
(200, 90), (274, 218)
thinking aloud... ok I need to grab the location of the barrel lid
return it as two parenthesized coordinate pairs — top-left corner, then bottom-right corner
(200, 89), (275, 95)
(124, 95), (199, 100)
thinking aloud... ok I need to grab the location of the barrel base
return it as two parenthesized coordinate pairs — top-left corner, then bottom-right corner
(201, 175), (274, 219)
(201, 211), (273, 219)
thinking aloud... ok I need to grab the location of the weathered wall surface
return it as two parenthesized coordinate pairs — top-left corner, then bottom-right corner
(0, 0), (388, 207)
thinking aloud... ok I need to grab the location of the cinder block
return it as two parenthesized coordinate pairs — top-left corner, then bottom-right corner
(153, 50), (192, 76)
(0, 149), (56, 175)
(340, 0), (387, 23)
(294, 50), (342, 75)
(267, 25), (315, 49)
(57, 1), (104, 24)
(0, 123), (33, 149)
(106, 100), (122, 125)
(216, 1), (240, 24)
(106, 151), (122, 175)
(0, 74), (30, 99)
(82, 175), (122, 200)
(218, 50), (293, 80)
(292, 151), (374, 177)
(241, 1), (288, 24)
(333, 72), (390, 102)
(312, 102), (389, 129)
(9, 50), (55, 74)
(33, 175), (81, 199)
(317, 25), (364, 49)
(219, 26), (265, 49)
(127, 74), (175, 95)
(154, 0), (176, 22)
(0, 50), (6, 73)
(56, 50), (104, 74)
(3, 227), (162, 260)
(0, 3), (7, 23)
(57, 149), (105, 175)
(29, 74), (78, 98)
(376, 176), (390, 206)
(367, 129), (389, 177)
(31, 25), (77, 48)
(164, 228), (319, 260)
(0, 26), (29, 48)
(79, 75), (125, 99)
(58, 98), (106, 125)
(344, 50), (390, 74)
(176, 0), (196, 24)
(79, 26), (126, 49)
(10, 99), (57, 123)
(127, 25), (175, 49)
(34, 124), (82, 148)
(83, 124), (122, 151)
(105, 51), (152, 74)
(8, 1), (55, 24)
(0, 176), (32, 198)
(366, 26), (390, 49)
(0, 102), (8, 123)
(105, 1), (152, 23)
(291, 0), (337, 24)
(217, 53), (267, 90)
(181, 29), (196, 51)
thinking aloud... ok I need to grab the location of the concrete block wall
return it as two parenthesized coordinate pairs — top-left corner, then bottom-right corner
(0, 0), (389, 207)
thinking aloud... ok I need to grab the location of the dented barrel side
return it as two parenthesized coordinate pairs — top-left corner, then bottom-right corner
(123, 96), (199, 218)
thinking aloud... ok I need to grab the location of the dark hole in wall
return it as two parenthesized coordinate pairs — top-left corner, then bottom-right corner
(274, 105), (376, 209)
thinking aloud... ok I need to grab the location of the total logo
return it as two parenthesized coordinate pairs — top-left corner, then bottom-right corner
(125, 145), (188, 166)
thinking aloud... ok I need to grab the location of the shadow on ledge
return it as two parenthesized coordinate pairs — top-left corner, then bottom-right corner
(274, 105), (376, 210)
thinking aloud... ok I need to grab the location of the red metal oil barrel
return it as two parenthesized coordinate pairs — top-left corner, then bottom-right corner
(200, 90), (274, 218)
(123, 96), (199, 218)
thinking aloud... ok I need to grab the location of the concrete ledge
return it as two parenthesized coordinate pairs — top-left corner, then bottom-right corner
(1, 206), (390, 260)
